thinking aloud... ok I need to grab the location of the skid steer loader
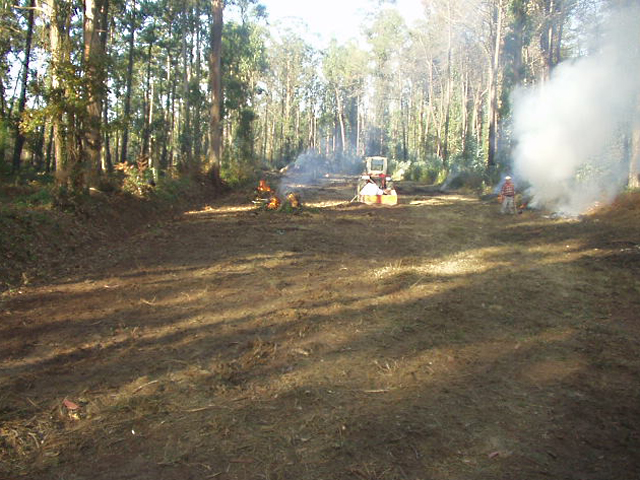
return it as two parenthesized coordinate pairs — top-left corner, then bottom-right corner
(355, 156), (398, 205)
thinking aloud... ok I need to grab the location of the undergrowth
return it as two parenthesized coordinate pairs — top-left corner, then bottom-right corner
(0, 173), (220, 292)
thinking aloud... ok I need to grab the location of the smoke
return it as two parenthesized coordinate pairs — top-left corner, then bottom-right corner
(278, 150), (330, 195)
(278, 150), (364, 195)
(511, 5), (640, 215)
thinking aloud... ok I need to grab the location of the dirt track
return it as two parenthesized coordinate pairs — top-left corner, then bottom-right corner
(2, 178), (640, 480)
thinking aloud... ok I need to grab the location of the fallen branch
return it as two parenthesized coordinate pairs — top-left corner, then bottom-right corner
(185, 404), (233, 413)
(132, 380), (159, 394)
(185, 405), (217, 413)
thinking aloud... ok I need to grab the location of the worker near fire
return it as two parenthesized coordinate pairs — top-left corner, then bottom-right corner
(499, 176), (516, 214)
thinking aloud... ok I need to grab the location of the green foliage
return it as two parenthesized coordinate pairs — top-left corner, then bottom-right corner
(152, 176), (196, 203)
(1, 0), (602, 195)
(445, 170), (485, 191)
(402, 156), (444, 184)
(115, 162), (154, 197)
(221, 157), (258, 188)
(12, 187), (54, 208)
(221, 17), (268, 182)
(0, 118), (9, 165)
(442, 152), (495, 191)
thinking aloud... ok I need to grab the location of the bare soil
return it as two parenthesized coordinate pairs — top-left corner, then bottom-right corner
(1, 177), (640, 480)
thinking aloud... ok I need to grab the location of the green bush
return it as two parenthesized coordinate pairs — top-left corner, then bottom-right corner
(404, 159), (442, 184)
(445, 170), (485, 191)
(220, 160), (258, 189)
(14, 187), (54, 207)
(153, 176), (196, 203)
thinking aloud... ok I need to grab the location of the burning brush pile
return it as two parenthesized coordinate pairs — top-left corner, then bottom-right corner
(253, 179), (302, 212)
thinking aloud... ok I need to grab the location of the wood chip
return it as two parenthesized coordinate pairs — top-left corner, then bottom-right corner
(63, 398), (80, 410)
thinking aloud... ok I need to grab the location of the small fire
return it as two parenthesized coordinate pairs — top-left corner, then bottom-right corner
(254, 180), (301, 211)
(267, 196), (281, 210)
(286, 192), (300, 208)
(258, 179), (273, 193)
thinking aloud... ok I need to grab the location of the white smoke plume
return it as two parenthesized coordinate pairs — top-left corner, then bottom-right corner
(511, 5), (640, 215)
(278, 150), (330, 196)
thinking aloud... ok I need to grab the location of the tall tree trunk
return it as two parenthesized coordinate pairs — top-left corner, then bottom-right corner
(45, 124), (53, 172)
(208, 0), (223, 182)
(441, 0), (453, 169)
(141, 40), (153, 158)
(473, 86), (484, 149)
(100, 0), (111, 173)
(193, 5), (203, 164)
(425, 65), (435, 158)
(169, 69), (177, 168)
(180, 14), (192, 165)
(401, 97), (408, 160)
(103, 96), (112, 172)
(356, 96), (361, 156)
(335, 87), (346, 154)
(149, 82), (159, 182)
(540, 0), (563, 78)
(12, 0), (35, 172)
(120, 0), (136, 164)
(82, 0), (107, 186)
(45, 0), (70, 182)
(461, 74), (469, 158)
(487, 0), (503, 168)
(161, 51), (172, 170)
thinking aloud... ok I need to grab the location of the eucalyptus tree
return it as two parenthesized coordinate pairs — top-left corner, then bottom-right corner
(299, 49), (322, 153)
(118, 0), (138, 164)
(262, 28), (314, 165)
(222, 14), (268, 180)
(42, 0), (76, 185)
(365, 8), (409, 158)
(174, 0), (206, 168)
(25, 0), (110, 190)
(208, 0), (223, 177)
(11, 0), (35, 172)
(149, 0), (184, 172)
(82, 0), (109, 183)
(322, 39), (368, 156)
(0, 0), (20, 167)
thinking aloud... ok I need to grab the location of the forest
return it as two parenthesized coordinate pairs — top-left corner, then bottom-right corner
(2, 1), (640, 479)
(1, 0), (638, 196)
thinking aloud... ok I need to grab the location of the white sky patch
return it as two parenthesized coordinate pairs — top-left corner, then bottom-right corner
(260, 0), (425, 48)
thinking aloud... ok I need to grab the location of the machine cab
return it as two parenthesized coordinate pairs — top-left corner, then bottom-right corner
(366, 156), (388, 176)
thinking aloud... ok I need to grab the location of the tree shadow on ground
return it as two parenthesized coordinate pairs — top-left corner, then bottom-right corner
(1, 193), (639, 480)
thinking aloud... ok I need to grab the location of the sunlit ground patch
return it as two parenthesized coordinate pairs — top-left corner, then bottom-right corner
(184, 204), (254, 216)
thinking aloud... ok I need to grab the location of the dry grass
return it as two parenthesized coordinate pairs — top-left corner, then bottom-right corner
(1, 185), (640, 479)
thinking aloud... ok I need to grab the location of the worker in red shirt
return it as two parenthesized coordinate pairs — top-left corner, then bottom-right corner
(499, 176), (516, 214)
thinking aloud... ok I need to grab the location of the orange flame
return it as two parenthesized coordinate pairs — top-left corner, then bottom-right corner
(267, 196), (281, 210)
(258, 179), (273, 193)
(286, 193), (300, 208)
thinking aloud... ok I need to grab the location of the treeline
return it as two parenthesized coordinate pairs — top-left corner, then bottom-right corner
(0, 0), (636, 194)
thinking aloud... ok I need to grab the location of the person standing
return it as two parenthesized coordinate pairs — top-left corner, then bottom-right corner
(500, 176), (516, 214)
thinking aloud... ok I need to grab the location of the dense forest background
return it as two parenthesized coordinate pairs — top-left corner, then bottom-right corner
(1, 0), (639, 199)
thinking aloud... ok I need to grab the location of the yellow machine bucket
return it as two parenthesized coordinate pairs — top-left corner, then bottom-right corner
(358, 194), (398, 205)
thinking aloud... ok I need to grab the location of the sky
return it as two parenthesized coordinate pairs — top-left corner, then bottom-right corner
(257, 0), (425, 47)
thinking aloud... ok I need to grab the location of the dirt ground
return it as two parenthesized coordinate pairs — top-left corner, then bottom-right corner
(1, 176), (640, 480)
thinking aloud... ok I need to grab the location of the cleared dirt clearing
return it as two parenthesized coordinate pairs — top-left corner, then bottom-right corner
(2, 179), (640, 480)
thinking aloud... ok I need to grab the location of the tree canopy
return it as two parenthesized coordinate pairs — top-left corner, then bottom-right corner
(1, 0), (638, 195)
